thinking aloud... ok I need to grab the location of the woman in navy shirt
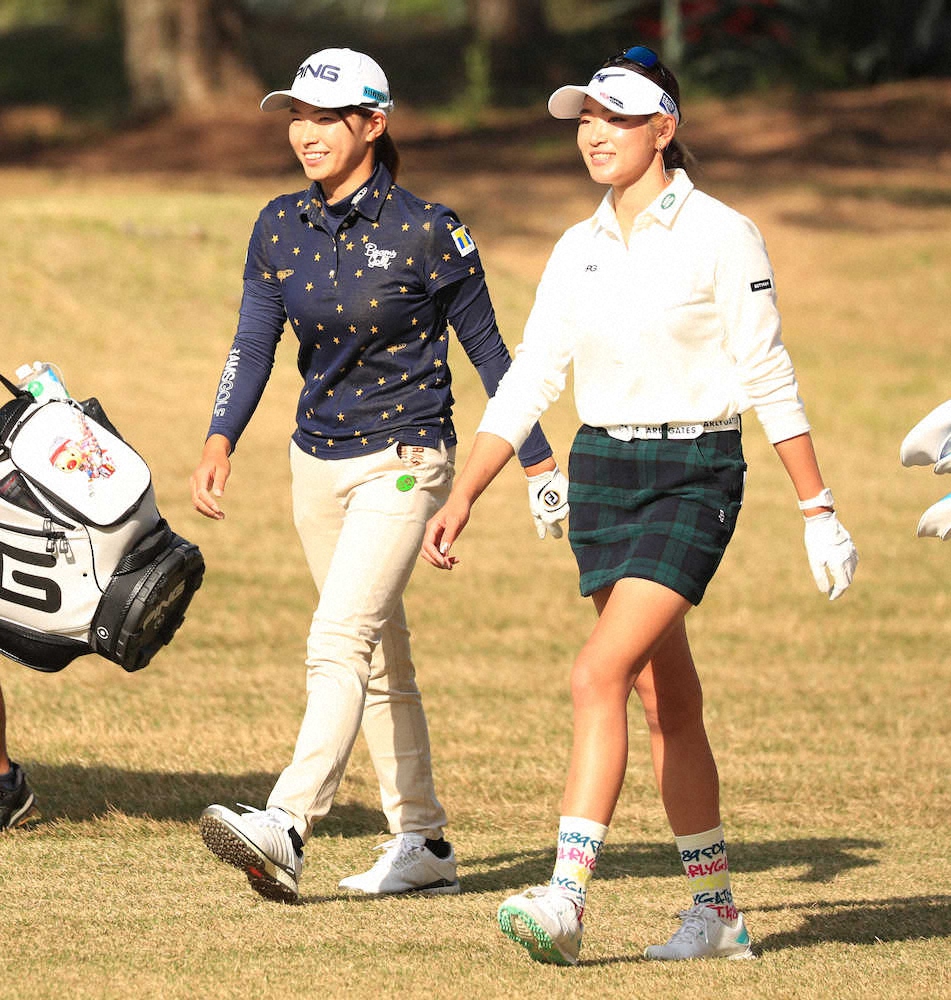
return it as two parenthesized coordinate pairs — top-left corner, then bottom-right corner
(191, 47), (567, 903)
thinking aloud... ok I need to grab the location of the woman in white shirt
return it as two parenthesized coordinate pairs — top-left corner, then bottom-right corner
(422, 46), (858, 965)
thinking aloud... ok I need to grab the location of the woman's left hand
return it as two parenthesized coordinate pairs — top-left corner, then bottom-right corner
(803, 511), (858, 600)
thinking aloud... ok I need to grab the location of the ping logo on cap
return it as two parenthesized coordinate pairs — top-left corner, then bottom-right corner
(299, 61), (340, 82)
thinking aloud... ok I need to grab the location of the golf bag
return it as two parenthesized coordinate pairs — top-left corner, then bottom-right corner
(0, 377), (204, 673)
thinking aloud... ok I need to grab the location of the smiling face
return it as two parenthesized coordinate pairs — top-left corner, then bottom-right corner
(288, 100), (387, 202)
(576, 100), (676, 193)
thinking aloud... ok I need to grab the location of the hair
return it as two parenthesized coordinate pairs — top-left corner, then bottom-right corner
(600, 48), (692, 171)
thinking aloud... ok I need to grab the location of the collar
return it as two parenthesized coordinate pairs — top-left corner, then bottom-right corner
(592, 168), (694, 237)
(303, 162), (394, 230)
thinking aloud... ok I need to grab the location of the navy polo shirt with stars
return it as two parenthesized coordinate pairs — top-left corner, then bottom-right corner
(208, 162), (551, 466)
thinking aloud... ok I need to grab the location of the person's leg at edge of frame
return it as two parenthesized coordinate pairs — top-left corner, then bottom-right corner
(635, 618), (754, 960)
(0, 683), (38, 831)
(498, 577), (690, 965)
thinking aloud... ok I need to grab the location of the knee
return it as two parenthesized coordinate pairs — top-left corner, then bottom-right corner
(569, 650), (632, 710)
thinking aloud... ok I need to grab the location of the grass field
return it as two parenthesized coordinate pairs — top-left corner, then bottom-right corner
(1, 85), (951, 999)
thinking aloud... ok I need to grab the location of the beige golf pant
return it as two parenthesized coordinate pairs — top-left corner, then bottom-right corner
(268, 439), (453, 843)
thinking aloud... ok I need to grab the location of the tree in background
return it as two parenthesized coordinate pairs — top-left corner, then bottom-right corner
(119, 0), (259, 116)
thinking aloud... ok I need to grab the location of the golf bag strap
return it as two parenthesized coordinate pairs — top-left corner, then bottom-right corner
(0, 373), (32, 401)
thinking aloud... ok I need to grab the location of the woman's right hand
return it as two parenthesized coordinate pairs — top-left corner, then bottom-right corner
(190, 434), (232, 520)
(421, 494), (472, 569)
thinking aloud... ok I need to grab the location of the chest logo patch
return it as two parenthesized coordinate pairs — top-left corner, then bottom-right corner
(366, 242), (397, 269)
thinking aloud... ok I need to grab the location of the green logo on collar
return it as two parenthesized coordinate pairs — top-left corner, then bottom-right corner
(661, 193), (676, 209)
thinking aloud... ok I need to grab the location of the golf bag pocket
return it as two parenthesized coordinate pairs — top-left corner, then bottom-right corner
(0, 392), (204, 673)
(6, 398), (151, 526)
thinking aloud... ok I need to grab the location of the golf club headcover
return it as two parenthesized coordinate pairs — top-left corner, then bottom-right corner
(900, 399), (951, 472)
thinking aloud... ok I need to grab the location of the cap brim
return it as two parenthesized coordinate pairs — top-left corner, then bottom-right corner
(260, 90), (294, 112)
(547, 86), (591, 119)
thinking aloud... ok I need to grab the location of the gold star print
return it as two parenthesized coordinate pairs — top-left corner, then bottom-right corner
(434, 359), (443, 368)
(402, 223), (409, 232)
(278, 209), (286, 218)
(356, 388), (364, 395)
(349, 325), (356, 334)
(370, 299), (378, 308)
(361, 234), (369, 243)
(334, 337), (341, 344)
(411, 317), (418, 326)
(443, 254), (450, 262)
(327, 440), (335, 447)
(418, 383), (427, 390)
(306, 282), (314, 291)
(419, 331), (428, 340)
(430, 271), (438, 280)
(326, 389), (334, 397)
(293, 318), (301, 326)
(399, 286), (408, 294)
(262, 271), (272, 280)
(423, 222), (431, 231)
(424, 204), (432, 210)
(355, 269), (363, 278)
(336, 304), (343, 313)
(317, 323), (324, 331)
(361, 437), (369, 446)
(418, 429), (427, 437)
(370, 325), (379, 334)
(293, 247), (301, 255)
(314, 252), (321, 262)
(381, 411), (390, 420)
(396, 404), (404, 413)
(469, 266), (476, 275)
(372, 222), (380, 229)
(271, 235), (279, 244)
(401, 373), (409, 381)
(373, 189), (380, 198)
(406, 257), (414, 266)
(378, 377), (386, 386)
(346, 242), (355, 251)
(296, 201), (304, 208)
(387, 436), (395, 445)
(337, 412), (345, 421)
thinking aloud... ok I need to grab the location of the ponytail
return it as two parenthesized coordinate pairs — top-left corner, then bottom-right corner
(376, 131), (400, 181)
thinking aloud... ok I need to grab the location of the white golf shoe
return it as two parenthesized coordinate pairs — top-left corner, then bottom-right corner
(644, 904), (754, 961)
(497, 885), (583, 966)
(338, 832), (460, 895)
(200, 803), (303, 903)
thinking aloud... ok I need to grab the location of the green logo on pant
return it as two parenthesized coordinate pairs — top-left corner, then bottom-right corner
(396, 474), (416, 492)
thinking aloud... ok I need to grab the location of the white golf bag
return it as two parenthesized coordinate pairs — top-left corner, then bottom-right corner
(0, 377), (204, 672)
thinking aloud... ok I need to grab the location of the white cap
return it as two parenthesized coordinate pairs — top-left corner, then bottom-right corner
(548, 67), (679, 123)
(260, 48), (393, 114)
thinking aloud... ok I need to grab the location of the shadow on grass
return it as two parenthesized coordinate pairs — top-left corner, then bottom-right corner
(21, 761), (387, 836)
(460, 837), (883, 895)
(750, 895), (951, 952)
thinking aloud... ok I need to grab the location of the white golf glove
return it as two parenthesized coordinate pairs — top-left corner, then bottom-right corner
(527, 466), (569, 539)
(803, 511), (858, 601)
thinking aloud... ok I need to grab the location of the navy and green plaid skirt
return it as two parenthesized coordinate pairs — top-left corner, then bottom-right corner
(567, 424), (747, 605)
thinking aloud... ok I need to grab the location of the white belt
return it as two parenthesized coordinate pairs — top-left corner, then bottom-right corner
(606, 415), (740, 442)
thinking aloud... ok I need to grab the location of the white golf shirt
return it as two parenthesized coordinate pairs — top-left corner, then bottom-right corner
(479, 169), (810, 450)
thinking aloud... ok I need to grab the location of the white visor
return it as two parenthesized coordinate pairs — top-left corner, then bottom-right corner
(548, 67), (679, 123)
